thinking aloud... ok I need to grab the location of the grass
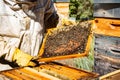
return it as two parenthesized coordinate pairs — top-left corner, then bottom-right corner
(73, 35), (94, 71)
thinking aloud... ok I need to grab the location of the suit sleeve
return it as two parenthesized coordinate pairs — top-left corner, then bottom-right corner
(44, 0), (59, 29)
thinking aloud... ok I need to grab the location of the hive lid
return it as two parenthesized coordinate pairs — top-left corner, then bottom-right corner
(93, 18), (120, 37)
(37, 21), (92, 62)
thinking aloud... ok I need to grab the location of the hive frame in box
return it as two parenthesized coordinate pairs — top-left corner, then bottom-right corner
(0, 62), (98, 80)
(37, 26), (92, 62)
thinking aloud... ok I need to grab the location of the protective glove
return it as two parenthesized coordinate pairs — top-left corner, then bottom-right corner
(12, 48), (36, 67)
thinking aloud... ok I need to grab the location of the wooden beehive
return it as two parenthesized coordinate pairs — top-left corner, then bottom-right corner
(54, 0), (70, 18)
(93, 18), (120, 75)
(0, 62), (98, 80)
(94, 0), (120, 18)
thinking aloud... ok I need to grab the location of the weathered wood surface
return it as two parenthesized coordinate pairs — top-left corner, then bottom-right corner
(94, 34), (120, 76)
(100, 69), (120, 80)
(94, 3), (120, 18)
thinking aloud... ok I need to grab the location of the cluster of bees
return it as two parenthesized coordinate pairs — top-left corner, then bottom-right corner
(42, 21), (92, 58)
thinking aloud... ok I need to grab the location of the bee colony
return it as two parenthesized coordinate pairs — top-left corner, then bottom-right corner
(42, 21), (92, 58)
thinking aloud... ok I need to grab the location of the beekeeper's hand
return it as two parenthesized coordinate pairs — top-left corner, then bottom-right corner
(12, 48), (36, 67)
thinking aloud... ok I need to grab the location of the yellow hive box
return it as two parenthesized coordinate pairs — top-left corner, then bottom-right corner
(93, 18), (120, 37)
(0, 62), (98, 80)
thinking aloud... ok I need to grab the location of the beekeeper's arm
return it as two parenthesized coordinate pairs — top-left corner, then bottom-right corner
(11, 0), (59, 66)
(44, 0), (59, 29)
(0, 0), (36, 67)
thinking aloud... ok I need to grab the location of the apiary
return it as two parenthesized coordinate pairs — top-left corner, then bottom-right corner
(0, 21), (98, 80)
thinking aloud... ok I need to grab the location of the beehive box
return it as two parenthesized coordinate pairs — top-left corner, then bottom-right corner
(0, 62), (98, 80)
(94, 0), (120, 18)
(93, 18), (120, 75)
(54, 0), (70, 18)
(38, 21), (92, 62)
(94, 34), (120, 76)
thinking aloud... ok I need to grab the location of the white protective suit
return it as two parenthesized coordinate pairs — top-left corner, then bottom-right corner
(0, 0), (59, 71)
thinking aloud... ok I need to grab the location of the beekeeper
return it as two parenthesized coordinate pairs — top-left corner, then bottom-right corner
(0, 0), (59, 71)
